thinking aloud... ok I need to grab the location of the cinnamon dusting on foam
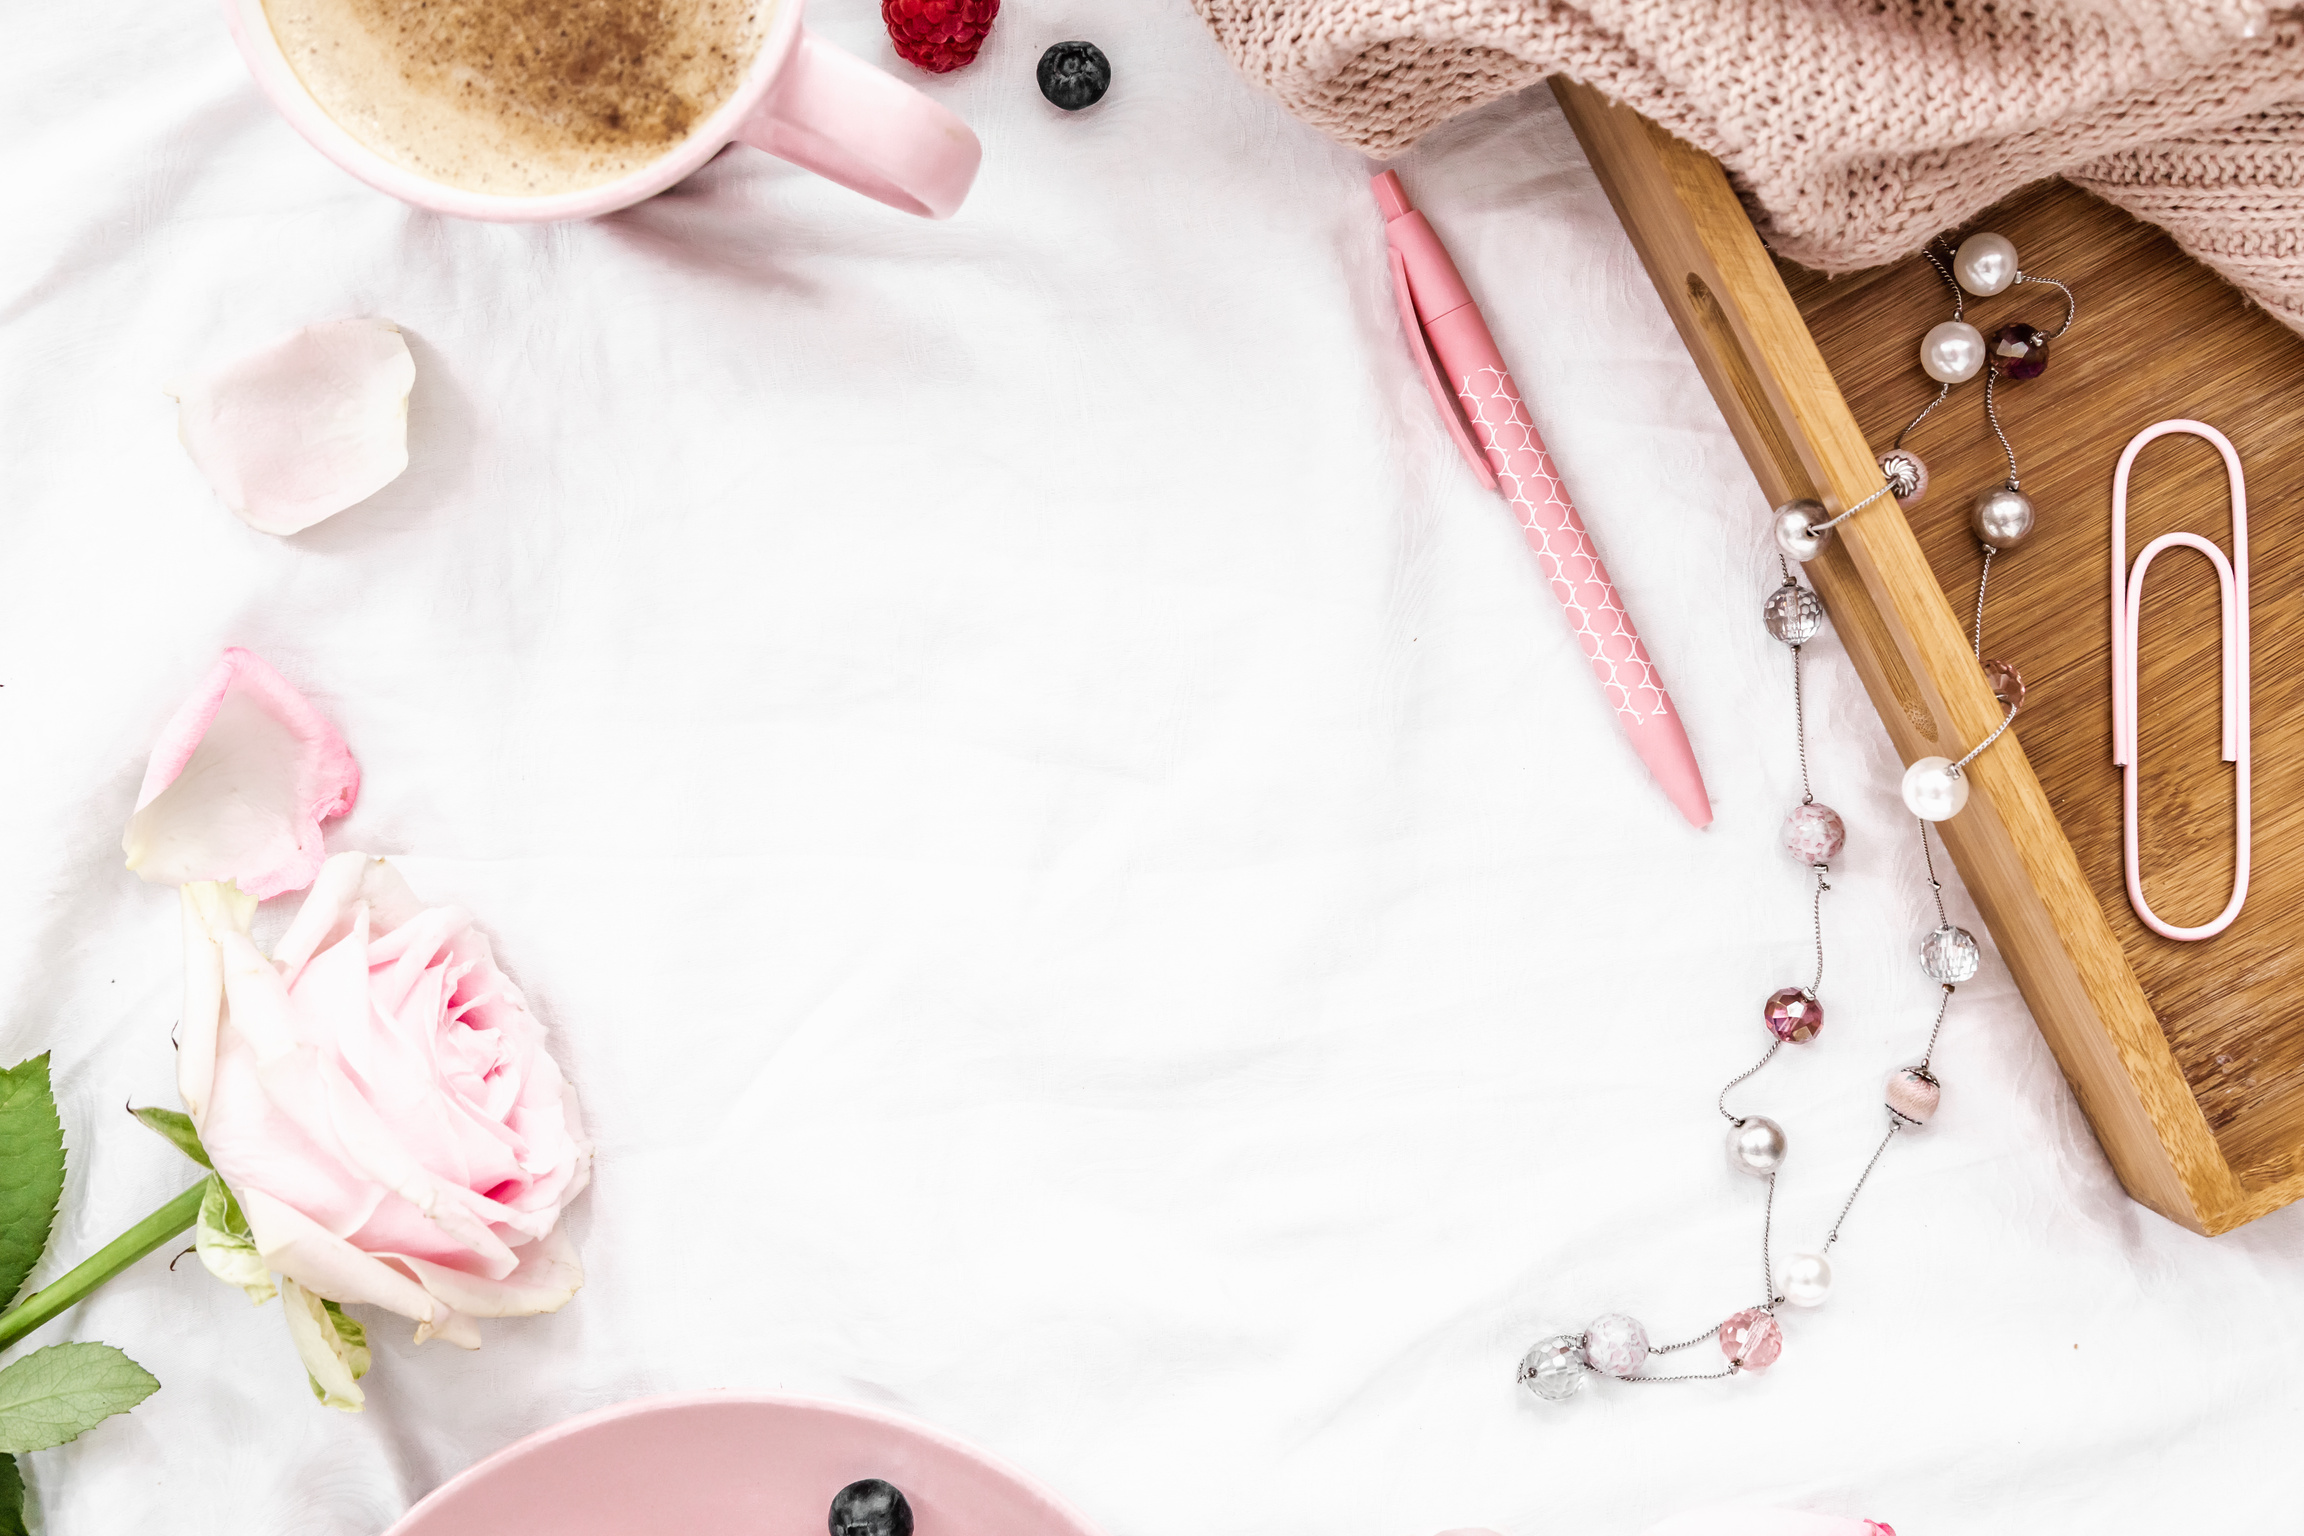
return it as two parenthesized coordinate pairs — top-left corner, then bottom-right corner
(264, 0), (769, 196)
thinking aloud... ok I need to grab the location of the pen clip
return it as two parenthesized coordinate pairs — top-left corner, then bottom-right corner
(1389, 247), (1496, 491)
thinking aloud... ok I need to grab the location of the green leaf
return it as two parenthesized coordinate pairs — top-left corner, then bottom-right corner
(130, 1106), (212, 1170)
(195, 1175), (274, 1305)
(0, 1452), (26, 1536)
(0, 1057), (67, 1308)
(0, 1342), (159, 1453)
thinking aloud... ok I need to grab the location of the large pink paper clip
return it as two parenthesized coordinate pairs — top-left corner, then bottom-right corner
(2110, 419), (2250, 942)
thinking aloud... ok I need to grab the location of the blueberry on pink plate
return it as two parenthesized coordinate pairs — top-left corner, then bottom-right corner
(831, 1479), (913, 1536)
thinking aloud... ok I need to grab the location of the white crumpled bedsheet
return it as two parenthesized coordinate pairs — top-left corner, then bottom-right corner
(5, 3), (2300, 1533)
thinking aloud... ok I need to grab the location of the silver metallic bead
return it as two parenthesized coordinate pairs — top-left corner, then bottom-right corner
(1900, 755), (1969, 821)
(1582, 1314), (1650, 1378)
(1953, 231), (2019, 296)
(1969, 486), (2036, 548)
(1920, 320), (1986, 384)
(1878, 448), (1928, 508)
(1919, 923), (1980, 983)
(1777, 1250), (1833, 1309)
(1772, 500), (1829, 562)
(1726, 1116), (1788, 1177)
(1762, 581), (1824, 645)
(1518, 1334), (1588, 1401)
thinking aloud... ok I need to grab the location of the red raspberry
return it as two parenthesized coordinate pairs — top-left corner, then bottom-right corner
(882, 0), (999, 73)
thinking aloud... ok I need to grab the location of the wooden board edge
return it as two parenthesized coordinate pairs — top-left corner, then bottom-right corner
(1547, 76), (2243, 1234)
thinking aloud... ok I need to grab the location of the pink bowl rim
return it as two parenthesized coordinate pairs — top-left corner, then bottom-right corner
(220, 0), (803, 223)
(381, 1390), (1109, 1536)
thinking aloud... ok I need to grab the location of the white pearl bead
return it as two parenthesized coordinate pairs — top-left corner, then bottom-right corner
(1778, 1250), (1833, 1308)
(1772, 500), (1829, 562)
(1953, 232), (2019, 296)
(1726, 1116), (1788, 1177)
(1900, 756), (1969, 821)
(1920, 320), (1986, 383)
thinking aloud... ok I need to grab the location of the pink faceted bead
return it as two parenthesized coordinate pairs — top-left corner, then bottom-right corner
(1781, 802), (1845, 864)
(1764, 986), (1823, 1043)
(1886, 1066), (1941, 1127)
(1718, 1308), (1783, 1370)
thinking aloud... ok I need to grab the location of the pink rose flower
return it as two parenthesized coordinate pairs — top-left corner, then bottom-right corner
(180, 853), (590, 1383)
(123, 648), (359, 900)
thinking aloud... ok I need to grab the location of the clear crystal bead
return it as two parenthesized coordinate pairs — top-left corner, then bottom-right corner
(1763, 582), (1824, 645)
(1518, 1334), (1588, 1401)
(1919, 924), (1981, 983)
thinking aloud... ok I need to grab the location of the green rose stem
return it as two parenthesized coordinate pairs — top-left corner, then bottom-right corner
(0, 1183), (205, 1351)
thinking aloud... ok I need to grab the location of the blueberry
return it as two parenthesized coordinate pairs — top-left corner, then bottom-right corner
(1036, 41), (1111, 111)
(828, 1479), (914, 1536)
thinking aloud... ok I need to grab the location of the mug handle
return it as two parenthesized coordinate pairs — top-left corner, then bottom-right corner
(737, 31), (982, 219)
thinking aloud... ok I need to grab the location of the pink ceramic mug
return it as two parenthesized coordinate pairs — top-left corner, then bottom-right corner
(222, 0), (983, 221)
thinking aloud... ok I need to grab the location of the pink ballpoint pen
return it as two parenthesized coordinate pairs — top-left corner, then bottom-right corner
(1373, 170), (1712, 828)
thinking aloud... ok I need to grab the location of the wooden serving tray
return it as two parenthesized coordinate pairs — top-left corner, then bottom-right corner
(1549, 79), (2304, 1234)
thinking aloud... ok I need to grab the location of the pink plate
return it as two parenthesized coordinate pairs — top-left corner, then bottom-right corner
(383, 1393), (1107, 1536)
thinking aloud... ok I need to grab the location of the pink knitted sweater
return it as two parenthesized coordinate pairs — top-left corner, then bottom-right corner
(1191, 2), (2304, 333)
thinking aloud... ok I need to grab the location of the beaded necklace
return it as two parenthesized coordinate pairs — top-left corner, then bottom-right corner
(1517, 227), (2069, 1402)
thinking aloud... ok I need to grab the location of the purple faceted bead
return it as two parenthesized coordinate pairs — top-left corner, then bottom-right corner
(1989, 322), (2048, 380)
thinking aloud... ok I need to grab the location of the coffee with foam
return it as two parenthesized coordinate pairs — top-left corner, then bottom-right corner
(263, 0), (770, 197)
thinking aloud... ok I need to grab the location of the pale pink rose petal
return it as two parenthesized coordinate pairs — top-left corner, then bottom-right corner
(175, 881), (255, 1120)
(239, 1187), (444, 1326)
(369, 905), (470, 1013)
(271, 853), (419, 980)
(416, 1307), (484, 1350)
(124, 650), (359, 900)
(169, 318), (414, 535)
(494, 1081), (590, 1220)
(314, 1061), (521, 1273)
(395, 1223), (584, 1320)
(212, 926), (311, 1063)
(207, 931), (391, 1232)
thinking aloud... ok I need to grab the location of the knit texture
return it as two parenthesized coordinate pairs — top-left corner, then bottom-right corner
(1190, 1), (2304, 333)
